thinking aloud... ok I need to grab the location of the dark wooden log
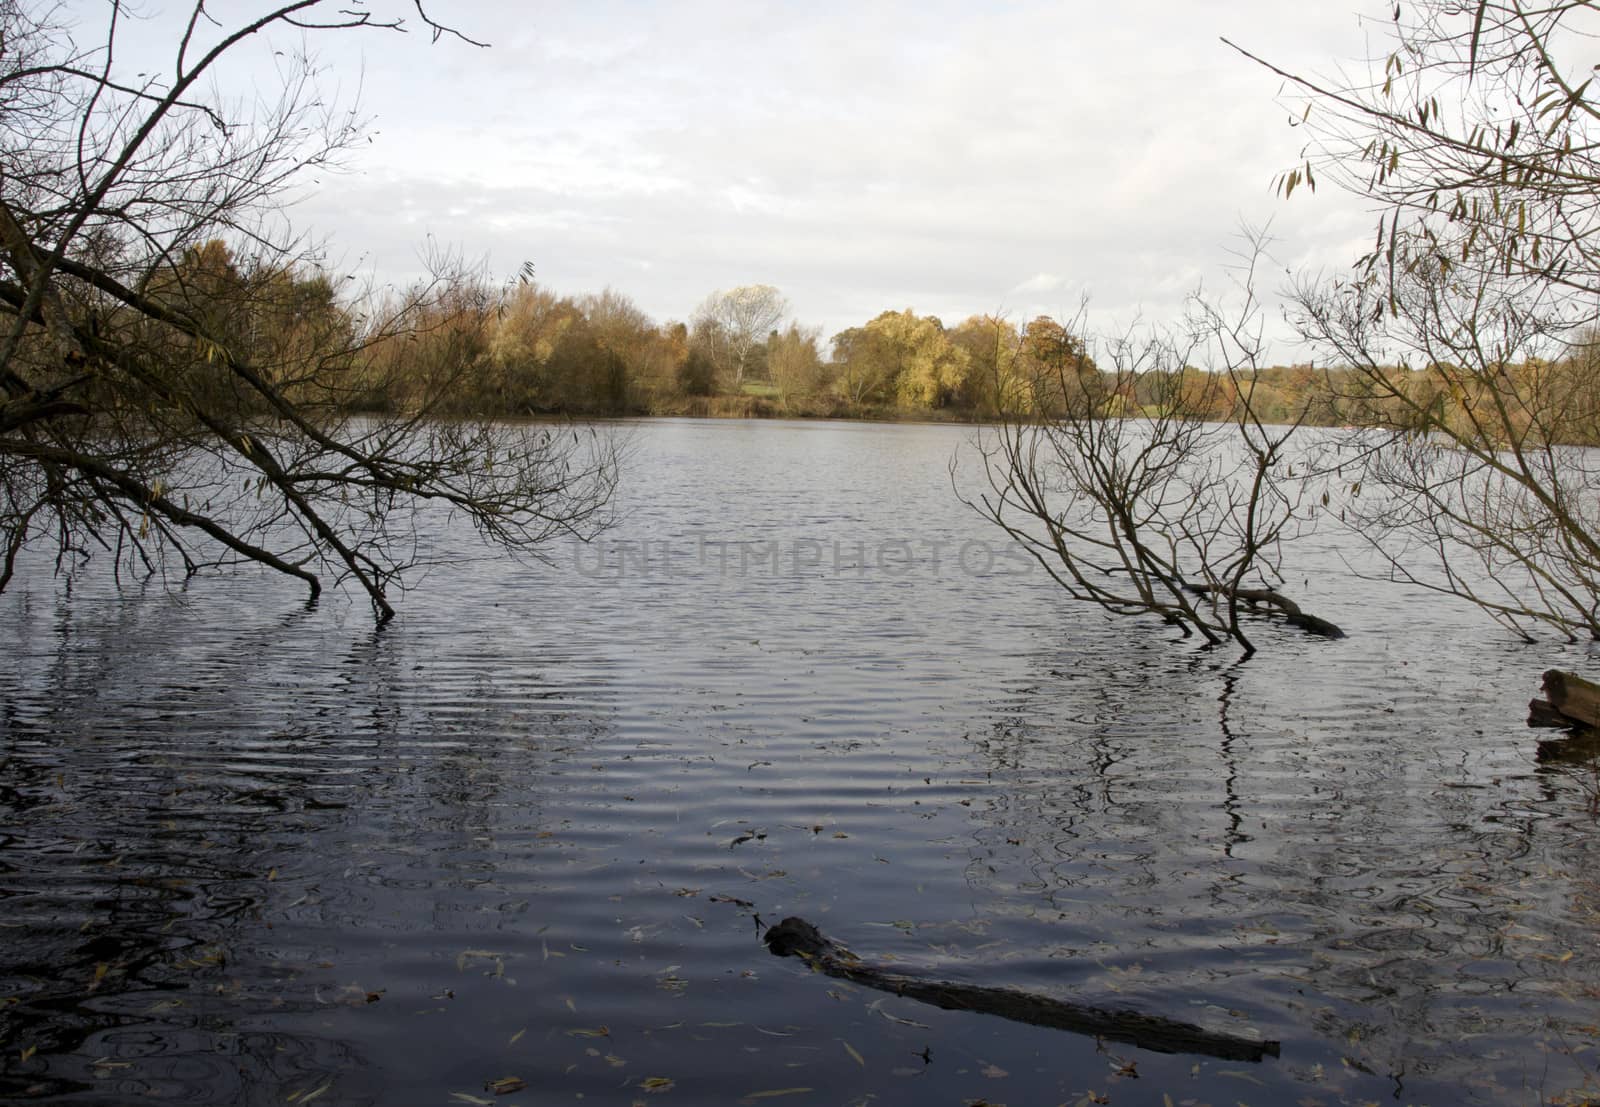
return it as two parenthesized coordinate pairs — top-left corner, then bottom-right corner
(762, 917), (1279, 1064)
(1542, 670), (1600, 728)
(1529, 698), (1579, 729)
(1186, 584), (1345, 639)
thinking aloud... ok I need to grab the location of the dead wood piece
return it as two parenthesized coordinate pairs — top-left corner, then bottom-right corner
(1542, 670), (1600, 728)
(1187, 584), (1345, 639)
(762, 916), (1279, 1063)
(1523, 697), (1587, 729)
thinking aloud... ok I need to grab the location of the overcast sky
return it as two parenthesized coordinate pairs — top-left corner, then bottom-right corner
(114, 1), (1399, 355)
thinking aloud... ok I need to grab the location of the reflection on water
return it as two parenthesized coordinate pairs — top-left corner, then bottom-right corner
(2, 417), (1599, 1106)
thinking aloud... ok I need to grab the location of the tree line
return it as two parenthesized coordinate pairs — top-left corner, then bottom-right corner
(152, 243), (1600, 447)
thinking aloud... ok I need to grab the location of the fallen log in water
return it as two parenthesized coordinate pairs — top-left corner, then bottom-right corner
(762, 917), (1280, 1063)
(1184, 584), (1345, 639)
(1529, 669), (1600, 730)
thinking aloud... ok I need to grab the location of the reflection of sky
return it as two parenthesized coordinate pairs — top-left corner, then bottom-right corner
(97, 0), (1389, 354)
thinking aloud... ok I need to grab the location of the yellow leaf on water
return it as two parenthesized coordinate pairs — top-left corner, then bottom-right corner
(508, 1028), (525, 1045)
(640, 1076), (676, 1093)
(743, 1090), (813, 1100)
(456, 949), (507, 973)
(840, 1040), (864, 1067)
(299, 1082), (333, 1104)
(20, 1045), (37, 1063)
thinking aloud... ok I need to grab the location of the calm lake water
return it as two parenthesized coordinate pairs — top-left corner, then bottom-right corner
(3, 418), (1599, 1106)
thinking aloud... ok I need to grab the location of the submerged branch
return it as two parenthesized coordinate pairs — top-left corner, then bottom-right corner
(1187, 583), (1344, 639)
(763, 917), (1280, 1064)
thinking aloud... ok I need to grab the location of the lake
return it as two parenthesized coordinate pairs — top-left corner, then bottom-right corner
(3, 417), (1599, 1106)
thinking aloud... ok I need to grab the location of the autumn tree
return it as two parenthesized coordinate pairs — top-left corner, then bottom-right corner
(766, 323), (826, 409)
(949, 315), (1024, 416)
(827, 326), (887, 408)
(830, 310), (969, 410)
(583, 290), (679, 409)
(690, 284), (789, 389)
(1237, 0), (1600, 640)
(1018, 315), (1105, 417)
(0, 2), (616, 619)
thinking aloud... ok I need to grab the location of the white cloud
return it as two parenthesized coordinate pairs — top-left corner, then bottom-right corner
(112, 0), (1393, 354)
(1011, 273), (1066, 296)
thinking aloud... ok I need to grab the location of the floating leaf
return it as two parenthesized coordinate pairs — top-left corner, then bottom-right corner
(640, 1076), (676, 1093)
(456, 949), (507, 974)
(840, 1040), (865, 1067)
(485, 1077), (527, 1095)
(508, 1028), (525, 1045)
(566, 1026), (611, 1038)
(450, 1095), (494, 1106)
(743, 1090), (813, 1100)
(867, 999), (930, 1029)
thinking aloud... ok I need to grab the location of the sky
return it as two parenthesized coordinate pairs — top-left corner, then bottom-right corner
(105, 1), (1402, 356)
